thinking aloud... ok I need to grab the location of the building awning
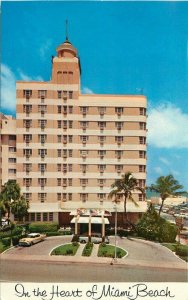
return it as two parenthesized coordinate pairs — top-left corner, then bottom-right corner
(28, 202), (62, 213)
(71, 216), (109, 225)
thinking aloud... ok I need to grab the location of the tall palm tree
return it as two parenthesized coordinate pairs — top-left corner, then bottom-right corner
(0, 180), (21, 219)
(149, 174), (184, 216)
(108, 172), (145, 226)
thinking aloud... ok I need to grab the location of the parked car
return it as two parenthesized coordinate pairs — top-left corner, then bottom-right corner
(79, 233), (109, 244)
(19, 233), (46, 246)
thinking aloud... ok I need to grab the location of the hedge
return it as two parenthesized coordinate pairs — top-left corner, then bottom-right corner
(29, 222), (59, 233)
(2, 237), (11, 247)
(175, 245), (188, 257)
(12, 235), (23, 246)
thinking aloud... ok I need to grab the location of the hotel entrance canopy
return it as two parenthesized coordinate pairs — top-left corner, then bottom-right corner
(71, 216), (110, 224)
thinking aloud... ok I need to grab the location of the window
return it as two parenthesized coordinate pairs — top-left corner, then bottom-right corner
(115, 122), (124, 130)
(24, 120), (32, 128)
(63, 91), (67, 99)
(98, 136), (106, 144)
(69, 91), (73, 99)
(57, 193), (61, 201)
(80, 121), (89, 130)
(63, 120), (67, 129)
(98, 122), (106, 130)
(23, 134), (32, 143)
(57, 106), (62, 114)
(38, 178), (47, 187)
(23, 193), (31, 202)
(63, 179), (67, 187)
(63, 164), (67, 173)
(80, 150), (88, 158)
(98, 150), (106, 158)
(140, 108), (146, 116)
(63, 149), (67, 158)
(57, 150), (62, 157)
(30, 213), (35, 222)
(139, 165), (146, 172)
(139, 151), (146, 158)
(115, 107), (124, 115)
(139, 194), (143, 201)
(23, 90), (32, 99)
(38, 105), (47, 113)
(57, 178), (61, 186)
(23, 149), (32, 158)
(68, 135), (73, 143)
(80, 136), (89, 144)
(115, 150), (123, 159)
(57, 120), (62, 128)
(98, 165), (106, 173)
(68, 178), (72, 186)
(38, 90), (47, 99)
(80, 107), (88, 115)
(68, 164), (72, 172)
(115, 165), (123, 173)
(38, 149), (47, 158)
(8, 158), (16, 163)
(80, 193), (88, 202)
(23, 105), (32, 114)
(8, 169), (16, 174)
(23, 163), (32, 172)
(139, 122), (146, 130)
(9, 147), (16, 152)
(98, 107), (106, 115)
(69, 121), (73, 128)
(57, 91), (62, 99)
(38, 193), (46, 203)
(57, 135), (62, 143)
(98, 179), (106, 187)
(23, 178), (32, 187)
(38, 120), (47, 129)
(9, 135), (16, 141)
(139, 137), (146, 145)
(63, 106), (67, 114)
(68, 193), (72, 201)
(63, 193), (67, 201)
(63, 136), (67, 144)
(80, 164), (87, 173)
(98, 193), (106, 200)
(68, 150), (73, 157)
(43, 213), (48, 221)
(115, 136), (124, 144)
(49, 213), (53, 221)
(57, 164), (62, 172)
(68, 106), (73, 114)
(36, 213), (41, 222)
(38, 134), (47, 144)
(38, 164), (46, 172)
(80, 179), (88, 187)
(139, 179), (145, 188)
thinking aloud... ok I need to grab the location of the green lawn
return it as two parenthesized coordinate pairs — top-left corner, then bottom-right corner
(82, 242), (93, 257)
(0, 241), (9, 253)
(98, 244), (126, 258)
(51, 243), (79, 256)
(162, 243), (188, 262)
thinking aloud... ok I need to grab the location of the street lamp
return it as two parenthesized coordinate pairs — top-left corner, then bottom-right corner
(114, 203), (117, 262)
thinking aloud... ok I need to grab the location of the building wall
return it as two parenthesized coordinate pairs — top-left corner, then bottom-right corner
(14, 39), (147, 220)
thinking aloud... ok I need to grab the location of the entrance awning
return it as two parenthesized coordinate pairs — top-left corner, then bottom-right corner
(71, 216), (109, 224)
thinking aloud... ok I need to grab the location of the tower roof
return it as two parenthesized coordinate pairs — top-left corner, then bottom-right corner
(56, 20), (78, 57)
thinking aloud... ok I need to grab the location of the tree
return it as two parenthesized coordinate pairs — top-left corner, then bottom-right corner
(11, 196), (29, 222)
(108, 172), (145, 227)
(149, 174), (185, 216)
(0, 180), (28, 219)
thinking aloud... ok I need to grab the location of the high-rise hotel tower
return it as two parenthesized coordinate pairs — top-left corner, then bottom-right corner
(14, 35), (147, 225)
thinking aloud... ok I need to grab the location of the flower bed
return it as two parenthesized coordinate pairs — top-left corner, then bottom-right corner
(51, 242), (79, 256)
(98, 243), (126, 258)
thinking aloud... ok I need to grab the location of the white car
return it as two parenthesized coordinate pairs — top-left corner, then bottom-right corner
(19, 233), (46, 246)
(79, 233), (109, 244)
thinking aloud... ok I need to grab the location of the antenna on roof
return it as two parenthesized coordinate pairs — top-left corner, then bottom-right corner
(66, 19), (69, 41)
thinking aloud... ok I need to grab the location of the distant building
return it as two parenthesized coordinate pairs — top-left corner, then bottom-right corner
(1, 34), (147, 232)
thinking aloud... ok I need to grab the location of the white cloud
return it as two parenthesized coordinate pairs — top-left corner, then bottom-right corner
(159, 157), (170, 166)
(154, 166), (163, 174)
(1, 64), (43, 113)
(39, 39), (52, 60)
(82, 87), (94, 94)
(1, 64), (16, 113)
(148, 103), (188, 148)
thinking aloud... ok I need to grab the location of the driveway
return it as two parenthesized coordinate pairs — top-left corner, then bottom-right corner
(2, 235), (186, 269)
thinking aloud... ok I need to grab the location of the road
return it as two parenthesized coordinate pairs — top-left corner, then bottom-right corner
(0, 259), (187, 282)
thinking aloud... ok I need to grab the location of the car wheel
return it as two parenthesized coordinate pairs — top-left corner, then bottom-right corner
(81, 240), (86, 244)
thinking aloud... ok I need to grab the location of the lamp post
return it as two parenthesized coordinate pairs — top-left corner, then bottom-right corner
(114, 204), (117, 262)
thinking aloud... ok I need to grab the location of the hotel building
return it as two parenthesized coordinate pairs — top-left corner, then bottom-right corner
(2, 35), (147, 229)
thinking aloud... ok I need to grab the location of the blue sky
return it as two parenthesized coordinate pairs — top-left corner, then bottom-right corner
(1, 1), (188, 189)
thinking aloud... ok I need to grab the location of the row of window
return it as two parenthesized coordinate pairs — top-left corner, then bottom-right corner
(18, 210), (54, 222)
(23, 104), (147, 116)
(23, 149), (146, 159)
(23, 90), (73, 100)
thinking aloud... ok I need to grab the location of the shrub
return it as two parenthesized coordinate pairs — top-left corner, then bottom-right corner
(45, 232), (61, 237)
(175, 245), (188, 257)
(29, 222), (59, 233)
(0, 230), (11, 239)
(66, 249), (73, 255)
(72, 242), (78, 247)
(101, 242), (106, 247)
(82, 242), (93, 256)
(12, 226), (23, 236)
(72, 235), (79, 242)
(12, 235), (22, 246)
(2, 237), (11, 247)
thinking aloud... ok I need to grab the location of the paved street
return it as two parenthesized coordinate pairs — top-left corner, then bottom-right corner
(1, 236), (187, 282)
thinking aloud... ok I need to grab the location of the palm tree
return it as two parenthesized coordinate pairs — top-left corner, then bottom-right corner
(0, 180), (21, 219)
(108, 172), (145, 227)
(149, 174), (185, 216)
(11, 196), (29, 222)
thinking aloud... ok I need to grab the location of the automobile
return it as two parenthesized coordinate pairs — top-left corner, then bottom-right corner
(78, 233), (109, 244)
(19, 233), (46, 247)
